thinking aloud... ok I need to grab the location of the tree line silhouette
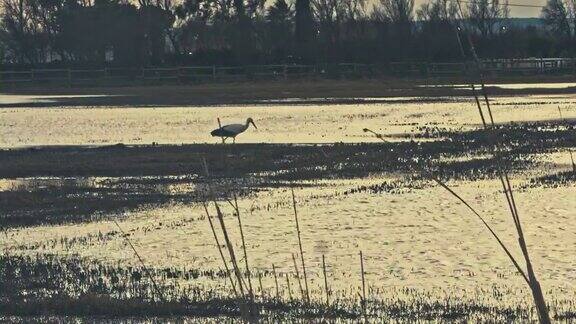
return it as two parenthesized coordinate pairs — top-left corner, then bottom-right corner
(0, 0), (575, 67)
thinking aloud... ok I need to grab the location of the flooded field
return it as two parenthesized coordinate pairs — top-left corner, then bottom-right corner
(0, 93), (575, 146)
(1, 90), (576, 321)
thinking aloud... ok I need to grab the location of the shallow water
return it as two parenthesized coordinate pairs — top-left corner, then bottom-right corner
(420, 83), (576, 90)
(1, 92), (576, 313)
(1, 94), (575, 147)
(3, 174), (576, 305)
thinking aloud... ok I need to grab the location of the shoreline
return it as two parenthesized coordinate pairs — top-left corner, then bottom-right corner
(1, 77), (576, 108)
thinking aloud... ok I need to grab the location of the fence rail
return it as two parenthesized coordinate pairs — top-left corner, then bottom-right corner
(1, 58), (575, 87)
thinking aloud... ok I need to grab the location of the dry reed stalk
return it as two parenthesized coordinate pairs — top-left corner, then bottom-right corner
(449, 7), (552, 322)
(359, 251), (367, 321)
(229, 195), (255, 300)
(217, 118), (224, 144)
(202, 202), (239, 296)
(258, 272), (264, 298)
(113, 220), (164, 302)
(322, 254), (329, 305)
(286, 275), (293, 301)
(363, 129), (531, 281)
(213, 203), (246, 297)
(291, 253), (305, 300)
(201, 159), (240, 296)
(290, 187), (310, 303)
(213, 202), (257, 322)
(272, 264), (280, 300)
(471, 84), (487, 126)
(201, 158), (253, 321)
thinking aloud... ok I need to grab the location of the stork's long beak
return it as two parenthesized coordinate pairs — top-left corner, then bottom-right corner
(251, 121), (257, 129)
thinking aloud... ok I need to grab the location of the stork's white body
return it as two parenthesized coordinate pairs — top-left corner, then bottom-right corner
(221, 123), (249, 135)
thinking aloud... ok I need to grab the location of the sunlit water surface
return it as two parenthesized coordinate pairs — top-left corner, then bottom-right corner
(1, 92), (576, 311)
(1, 94), (575, 147)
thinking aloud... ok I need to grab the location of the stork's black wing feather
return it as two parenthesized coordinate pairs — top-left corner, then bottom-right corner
(211, 127), (235, 137)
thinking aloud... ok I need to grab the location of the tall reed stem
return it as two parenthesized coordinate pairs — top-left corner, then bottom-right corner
(230, 195), (255, 300)
(322, 254), (329, 305)
(359, 251), (367, 321)
(258, 273), (264, 298)
(286, 275), (293, 301)
(272, 264), (280, 300)
(213, 203), (246, 296)
(450, 8), (551, 322)
(291, 253), (305, 300)
(291, 187), (310, 303)
(202, 202), (239, 297)
(201, 158), (253, 322)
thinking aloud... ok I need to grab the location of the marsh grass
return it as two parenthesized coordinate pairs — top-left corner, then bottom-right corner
(290, 187), (310, 304)
(112, 220), (165, 302)
(322, 255), (329, 306)
(3, 63), (575, 323)
(445, 10), (553, 321)
(359, 251), (367, 322)
(4, 123), (573, 321)
(364, 96), (553, 322)
(4, 254), (576, 321)
(2, 120), (573, 229)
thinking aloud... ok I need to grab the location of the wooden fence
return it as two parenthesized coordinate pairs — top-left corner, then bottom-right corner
(1, 58), (575, 87)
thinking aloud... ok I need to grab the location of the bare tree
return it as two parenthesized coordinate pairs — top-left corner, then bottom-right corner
(417, 0), (457, 23)
(542, 0), (573, 38)
(2, 0), (30, 62)
(295, 0), (315, 61)
(372, 0), (413, 59)
(373, 0), (413, 25)
(415, 0), (460, 60)
(466, 0), (509, 38)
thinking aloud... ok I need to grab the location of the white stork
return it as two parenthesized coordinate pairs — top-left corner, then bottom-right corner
(210, 118), (257, 143)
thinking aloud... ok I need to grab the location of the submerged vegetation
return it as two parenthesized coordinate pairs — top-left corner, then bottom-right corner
(1, 119), (574, 228)
(2, 252), (576, 321)
(1, 110), (575, 321)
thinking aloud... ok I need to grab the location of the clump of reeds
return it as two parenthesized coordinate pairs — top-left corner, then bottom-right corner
(362, 8), (553, 322)
(201, 157), (262, 321)
(5, 253), (576, 321)
(452, 10), (550, 321)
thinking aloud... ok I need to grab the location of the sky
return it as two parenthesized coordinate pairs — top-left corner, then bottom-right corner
(405, 0), (547, 17)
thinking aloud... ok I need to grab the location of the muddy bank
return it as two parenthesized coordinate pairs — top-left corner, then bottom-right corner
(1, 78), (576, 108)
(1, 120), (574, 179)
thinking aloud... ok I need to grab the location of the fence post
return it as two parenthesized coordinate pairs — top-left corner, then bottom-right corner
(283, 64), (288, 80)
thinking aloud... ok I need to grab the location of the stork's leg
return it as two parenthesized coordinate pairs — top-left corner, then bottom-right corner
(233, 137), (236, 144)
(222, 137), (226, 144)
